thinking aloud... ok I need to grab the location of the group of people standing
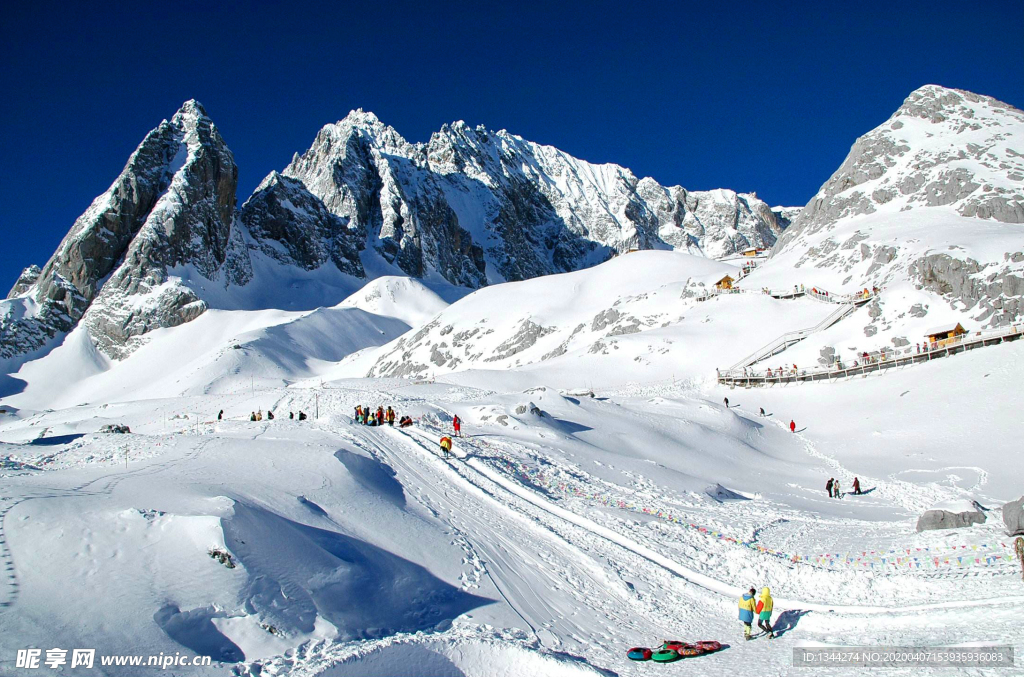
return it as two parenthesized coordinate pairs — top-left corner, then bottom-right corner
(738, 587), (775, 640)
(233, 409), (306, 421)
(354, 404), (413, 428)
(825, 476), (861, 498)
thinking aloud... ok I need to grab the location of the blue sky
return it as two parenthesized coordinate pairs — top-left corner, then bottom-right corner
(1, 0), (1021, 290)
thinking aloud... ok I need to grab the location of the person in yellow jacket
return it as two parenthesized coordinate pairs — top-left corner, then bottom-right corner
(439, 436), (453, 459)
(755, 587), (775, 639)
(737, 587), (756, 640)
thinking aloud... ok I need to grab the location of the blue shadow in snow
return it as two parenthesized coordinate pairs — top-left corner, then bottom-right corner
(551, 418), (593, 434)
(29, 433), (85, 446)
(773, 609), (811, 637)
(0, 373), (27, 399)
(334, 449), (406, 507)
(153, 604), (245, 663)
(222, 502), (495, 641)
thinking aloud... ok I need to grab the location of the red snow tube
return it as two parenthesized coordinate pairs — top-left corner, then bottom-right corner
(663, 641), (698, 654)
(696, 640), (722, 653)
(626, 647), (652, 661)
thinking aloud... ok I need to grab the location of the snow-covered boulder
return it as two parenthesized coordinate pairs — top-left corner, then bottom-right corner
(916, 499), (986, 532)
(514, 401), (544, 417)
(1002, 496), (1024, 536)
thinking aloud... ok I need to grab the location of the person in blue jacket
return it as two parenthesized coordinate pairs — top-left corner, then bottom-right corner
(738, 587), (756, 640)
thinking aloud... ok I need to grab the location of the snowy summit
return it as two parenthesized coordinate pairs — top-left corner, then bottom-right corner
(0, 84), (1022, 677)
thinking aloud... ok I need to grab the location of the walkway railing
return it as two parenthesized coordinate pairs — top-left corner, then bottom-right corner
(718, 324), (1024, 386)
(728, 303), (859, 370)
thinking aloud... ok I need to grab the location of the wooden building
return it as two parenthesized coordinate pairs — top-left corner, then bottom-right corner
(925, 323), (967, 347)
(715, 275), (735, 290)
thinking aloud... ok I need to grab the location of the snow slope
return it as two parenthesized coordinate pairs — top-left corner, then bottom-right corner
(356, 251), (839, 387)
(1, 85), (1022, 677)
(2, 249), (1022, 675)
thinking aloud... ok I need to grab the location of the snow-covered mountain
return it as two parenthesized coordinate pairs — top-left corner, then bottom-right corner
(2, 104), (786, 365)
(270, 110), (785, 286)
(1, 101), (243, 363)
(355, 251), (835, 385)
(778, 85), (1024, 241)
(763, 85), (1024, 333)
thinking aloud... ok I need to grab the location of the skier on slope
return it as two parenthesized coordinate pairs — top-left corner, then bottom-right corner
(439, 435), (453, 459)
(790, 420), (796, 433)
(218, 410), (223, 421)
(853, 477), (861, 495)
(738, 587), (757, 640)
(724, 397), (729, 408)
(759, 407), (765, 417)
(756, 587), (775, 639)
(453, 414), (462, 437)
(826, 478), (834, 498)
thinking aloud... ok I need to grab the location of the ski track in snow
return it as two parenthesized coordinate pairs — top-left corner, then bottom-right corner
(389, 424), (1023, 616)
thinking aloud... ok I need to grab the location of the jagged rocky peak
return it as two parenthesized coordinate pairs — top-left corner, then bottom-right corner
(0, 99), (239, 362)
(3, 101), (790, 364)
(280, 108), (785, 288)
(7, 265), (40, 299)
(238, 171), (364, 277)
(777, 84), (1024, 251)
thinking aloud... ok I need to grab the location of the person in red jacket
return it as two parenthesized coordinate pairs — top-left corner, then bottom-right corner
(853, 477), (861, 495)
(790, 420), (796, 433)
(453, 414), (462, 437)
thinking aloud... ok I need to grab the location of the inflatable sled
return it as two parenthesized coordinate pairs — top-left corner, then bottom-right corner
(626, 647), (652, 661)
(651, 648), (682, 663)
(629, 640), (723, 663)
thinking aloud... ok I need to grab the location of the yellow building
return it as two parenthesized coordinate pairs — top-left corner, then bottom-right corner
(925, 323), (967, 347)
(715, 275), (735, 290)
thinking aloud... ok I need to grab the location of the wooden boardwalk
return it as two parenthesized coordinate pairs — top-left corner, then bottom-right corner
(718, 325), (1024, 387)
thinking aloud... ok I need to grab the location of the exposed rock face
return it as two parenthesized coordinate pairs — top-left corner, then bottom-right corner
(82, 102), (240, 358)
(285, 112), (786, 286)
(771, 206), (801, 232)
(6, 266), (40, 299)
(777, 85), (1024, 250)
(908, 253), (1024, 327)
(916, 506), (986, 532)
(766, 85), (1024, 329)
(238, 172), (364, 277)
(3, 103), (787, 363)
(2, 100), (238, 361)
(1003, 496), (1024, 536)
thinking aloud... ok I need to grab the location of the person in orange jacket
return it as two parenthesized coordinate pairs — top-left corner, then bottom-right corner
(439, 436), (453, 459)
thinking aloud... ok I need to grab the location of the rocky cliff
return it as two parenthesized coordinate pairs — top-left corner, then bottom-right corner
(766, 85), (1024, 329)
(2, 100), (238, 361)
(279, 111), (786, 285)
(3, 103), (786, 363)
